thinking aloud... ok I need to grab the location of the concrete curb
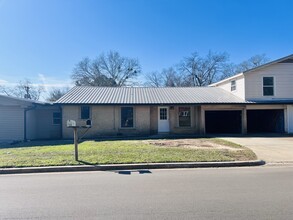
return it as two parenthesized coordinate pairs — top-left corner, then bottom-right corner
(0, 160), (265, 175)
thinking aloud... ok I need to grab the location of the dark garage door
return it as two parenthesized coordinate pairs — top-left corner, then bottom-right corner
(247, 109), (284, 133)
(205, 110), (242, 134)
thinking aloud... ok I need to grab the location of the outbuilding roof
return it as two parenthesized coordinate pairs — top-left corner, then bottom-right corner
(55, 86), (249, 105)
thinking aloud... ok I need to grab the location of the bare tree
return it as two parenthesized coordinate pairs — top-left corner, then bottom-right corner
(221, 54), (270, 79)
(162, 67), (185, 87)
(220, 63), (238, 80)
(235, 54), (269, 73)
(46, 87), (70, 102)
(0, 79), (44, 100)
(72, 51), (141, 87)
(179, 51), (228, 86)
(145, 67), (185, 87)
(145, 71), (163, 87)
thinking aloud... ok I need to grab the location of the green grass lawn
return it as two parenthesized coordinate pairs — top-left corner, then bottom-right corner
(0, 139), (257, 168)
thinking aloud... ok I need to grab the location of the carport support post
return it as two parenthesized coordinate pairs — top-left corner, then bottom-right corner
(73, 127), (78, 161)
(242, 108), (247, 134)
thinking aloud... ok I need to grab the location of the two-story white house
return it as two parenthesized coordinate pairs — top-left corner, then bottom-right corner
(210, 54), (293, 134)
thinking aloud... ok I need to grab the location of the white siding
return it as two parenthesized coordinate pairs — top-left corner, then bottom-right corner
(216, 76), (245, 99)
(288, 105), (293, 133)
(245, 63), (293, 101)
(0, 106), (24, 141)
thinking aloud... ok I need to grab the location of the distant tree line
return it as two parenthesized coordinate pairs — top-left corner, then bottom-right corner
(0, 51), (269, 101)
(72, 50), (269, 88)
(145, 52), (269, 87)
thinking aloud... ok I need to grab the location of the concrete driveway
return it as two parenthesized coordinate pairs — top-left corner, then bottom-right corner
(222, 136), (293, 163)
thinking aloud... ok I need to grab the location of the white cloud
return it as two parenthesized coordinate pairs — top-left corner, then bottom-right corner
(0, 79), (8, 85)
(37, 73), (73, 91)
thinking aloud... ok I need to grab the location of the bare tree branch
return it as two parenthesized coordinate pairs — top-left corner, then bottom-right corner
(72, 51), (141, 87)
(0, 79), (44, 100)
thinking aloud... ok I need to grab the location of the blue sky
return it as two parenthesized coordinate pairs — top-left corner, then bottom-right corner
(0, 0), (293, 91)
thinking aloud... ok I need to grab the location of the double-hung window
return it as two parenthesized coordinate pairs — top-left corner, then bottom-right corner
(263, 77), (274, 96)
(121, 107), (134, 128)
(231, 80), (236, 91)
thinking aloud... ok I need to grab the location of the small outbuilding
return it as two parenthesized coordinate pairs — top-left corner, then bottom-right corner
(0, 95), (62, 142)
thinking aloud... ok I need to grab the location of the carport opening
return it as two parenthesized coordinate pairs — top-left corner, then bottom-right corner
(247, 109), (285, 133)
(205, 110), (242, 134)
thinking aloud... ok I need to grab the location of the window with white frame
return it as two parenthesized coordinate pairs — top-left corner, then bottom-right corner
(263, 77), (274, 96)
(178, 107), (191, 127)
(231, 80), (236, 91)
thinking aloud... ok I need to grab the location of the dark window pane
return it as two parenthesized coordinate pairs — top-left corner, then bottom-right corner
(179, 107), (191, 127)
(53, 119), (61, 125)
(121, 107), (134, 128)
(231, 80), (236, 91)
(53, 112), (61, 125)
(263, 77), (274, 86)
(53, 112), (61, 118)
(160, 108), (167, 120)
(263, 87), (274, 96)
(81, 106), (90, 119)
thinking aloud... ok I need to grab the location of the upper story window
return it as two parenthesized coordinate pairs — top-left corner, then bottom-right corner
(231, 80), (236, 91)
(263, 77), (274, 96)
(121, 107), (134, 128)
(178, 107), (191, 127)
(81, 106), (90, 119)
(53, 112), (61, 125)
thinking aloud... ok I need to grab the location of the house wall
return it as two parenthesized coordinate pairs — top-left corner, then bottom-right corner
(26, 106), (61, 140)
(287, 105), (293, 133)
(62, 105), (151, 139)
(169, 106), (199, 134)
(150, 106), (158, 134)
(0, 106), (25, 141)
(245, 63), (293, 101)
(26, 109), (37, 140)
(36, 108), (62, 139)
(62, 105), (204, 138)
(216, 75), (245, 99)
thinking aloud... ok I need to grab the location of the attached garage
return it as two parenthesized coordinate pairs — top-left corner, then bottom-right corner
(247, 109), (285, 133)
(205, 110), (242, 134)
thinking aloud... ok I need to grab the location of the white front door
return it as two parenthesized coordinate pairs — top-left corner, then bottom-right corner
(158, 107), (170, 133)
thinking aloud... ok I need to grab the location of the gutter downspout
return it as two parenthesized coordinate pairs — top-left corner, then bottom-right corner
(59, 105), (63, 139)
(24, 104), (37, 142)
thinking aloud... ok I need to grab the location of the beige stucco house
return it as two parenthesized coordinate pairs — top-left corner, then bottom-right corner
(3, 54), (292, 142)
(56, 54), (293, 139)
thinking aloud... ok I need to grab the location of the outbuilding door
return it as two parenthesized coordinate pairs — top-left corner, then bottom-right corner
(158, 107), (170, 132)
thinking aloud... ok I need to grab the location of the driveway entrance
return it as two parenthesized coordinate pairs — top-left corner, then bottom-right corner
(222, 136), (293, 163)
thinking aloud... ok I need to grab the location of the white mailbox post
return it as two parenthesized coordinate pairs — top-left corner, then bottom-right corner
(67, 120), (91, 161)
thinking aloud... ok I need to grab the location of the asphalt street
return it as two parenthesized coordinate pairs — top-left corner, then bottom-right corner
(1, 166), (293, 220)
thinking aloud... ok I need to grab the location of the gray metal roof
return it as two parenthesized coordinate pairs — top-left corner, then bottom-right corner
(55, 86), (249, 105)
